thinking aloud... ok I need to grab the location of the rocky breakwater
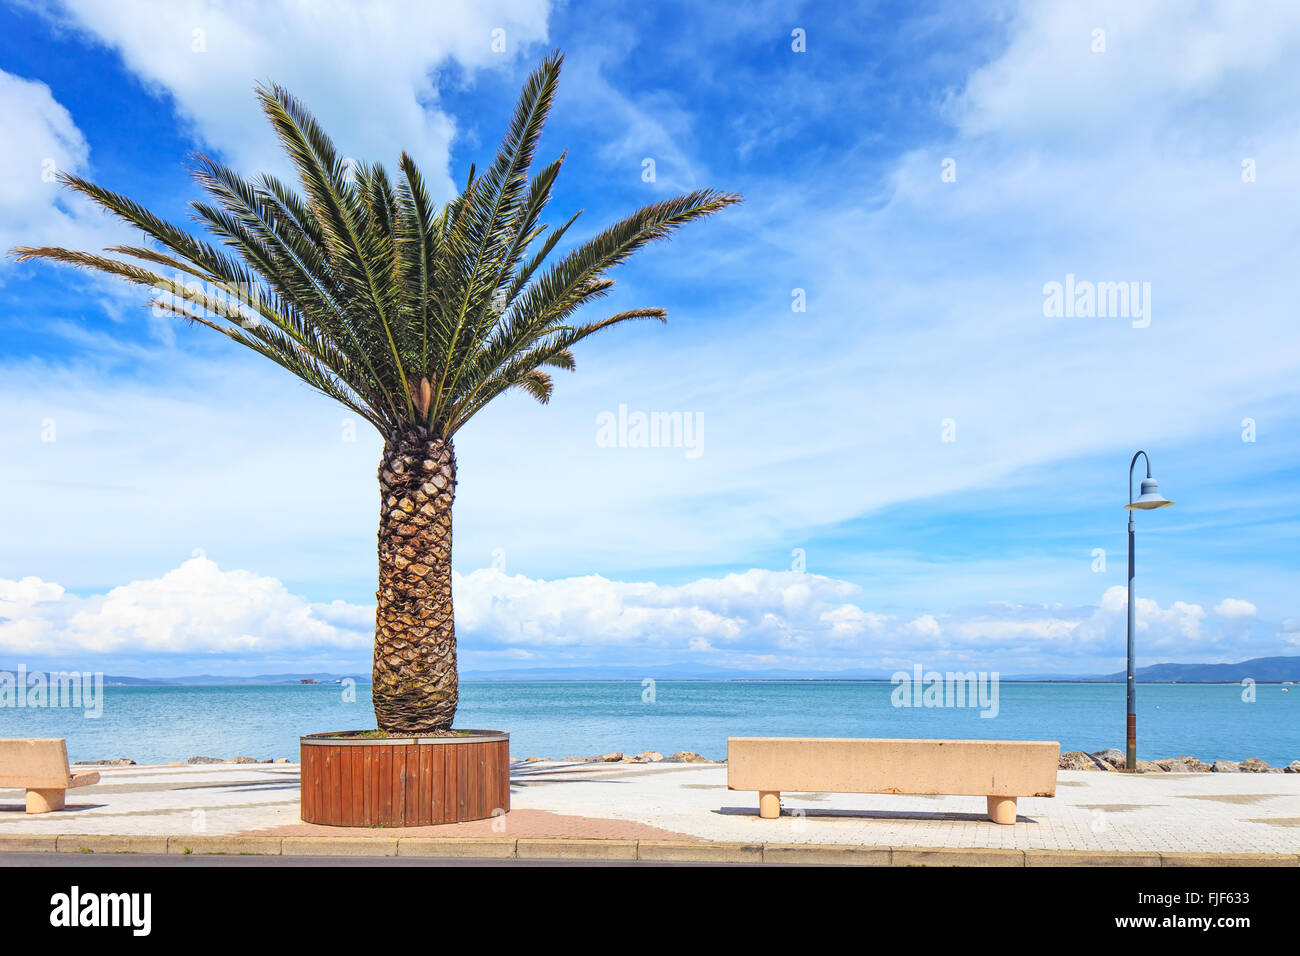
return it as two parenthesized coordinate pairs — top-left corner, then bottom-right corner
(1059, 749), (1300, 773)
(516, 750), (721, 764)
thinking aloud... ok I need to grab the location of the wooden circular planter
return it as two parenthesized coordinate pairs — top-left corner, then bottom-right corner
(300, 730), (509, 827)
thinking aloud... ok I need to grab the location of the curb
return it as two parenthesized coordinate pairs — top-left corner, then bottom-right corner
(517, 838), (637, 861)
(53, 834), (169, 855)
(1160, 852), (1300, 867)
(892, 847), (1026, 867)
(763, 843), (891, 866)
(0, 833), (1295, 866)
(637, 840), (763, 863)
(282, 836), (398, 857)
(1025, 849), (1161, 867)
(397, 837), (518, 859)
(0, 834), (57, 852)
(166, 836), (284, 856)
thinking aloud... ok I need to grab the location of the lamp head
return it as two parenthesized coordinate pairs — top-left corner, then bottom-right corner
(1126, 476), (1174, 510)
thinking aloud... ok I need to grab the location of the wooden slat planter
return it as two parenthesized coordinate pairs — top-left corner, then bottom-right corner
(300, 730), (509, 826)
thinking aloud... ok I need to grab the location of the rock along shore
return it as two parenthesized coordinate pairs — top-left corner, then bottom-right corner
(74, 756), (292, 767)
(74, 748), (1300, 772)
(1060, 748), (1300, 773)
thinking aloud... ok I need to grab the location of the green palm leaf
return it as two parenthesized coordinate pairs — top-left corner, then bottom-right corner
(9, 52), (740, 442)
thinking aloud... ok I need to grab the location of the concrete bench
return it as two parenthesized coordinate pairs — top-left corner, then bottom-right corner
(0, 738), (100, 813)
(727, 737), (1059, 824)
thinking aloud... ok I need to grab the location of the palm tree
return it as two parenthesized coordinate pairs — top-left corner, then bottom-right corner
(12, 52), (738, 734)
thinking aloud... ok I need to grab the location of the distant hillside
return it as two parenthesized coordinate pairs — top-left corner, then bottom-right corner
(6, 658), (1297, 684)
(466, 656), (1300, 683)
(166, 673), (370, 685)
(460, 664), (897, 681)
(0, 669), (369, 686)
(1091, 656), (1300, 683)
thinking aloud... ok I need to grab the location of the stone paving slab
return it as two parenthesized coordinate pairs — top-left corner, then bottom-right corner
(505, 761), (1300, 854)
(251, 808), (700, 842)
(1, 761), (1298, 860)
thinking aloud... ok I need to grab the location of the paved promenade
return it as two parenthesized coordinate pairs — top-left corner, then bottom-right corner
(2, 761), (1297, 863)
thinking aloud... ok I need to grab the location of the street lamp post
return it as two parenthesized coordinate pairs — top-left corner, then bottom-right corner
(1124, 450), (1174, 771)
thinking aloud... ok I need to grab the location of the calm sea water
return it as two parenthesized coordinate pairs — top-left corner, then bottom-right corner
(1, 681), (1296, 766)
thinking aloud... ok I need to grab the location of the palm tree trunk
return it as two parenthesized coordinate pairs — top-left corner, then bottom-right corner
(372, 428), (458, 734)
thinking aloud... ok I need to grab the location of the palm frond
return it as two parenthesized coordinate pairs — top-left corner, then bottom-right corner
(8, 52), (740, 443)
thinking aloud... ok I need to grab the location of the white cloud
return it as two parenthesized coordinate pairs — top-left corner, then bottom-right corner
(39, 0), (551, 197)
(0, 71), (84, 204)
(373, 0), (1300, 617)
(1215, 598), (1257, 617)
(0, 355), (384, 593)
(953, 0), (1300, 143)
(452, 568), (800, 650)
(557, 40), (703, 192)
(907, 614), (942, 638)
(0, 69), (128, 255)
(1088, 586), (1208, 653)
(0, 554), (371, 656)
(953, 617), (1079, 641)
(820, 604), (888, 642)
(5, 0), (1300, 630)
(647, 0), (1300, 577)
(1, 558), (1285, 675)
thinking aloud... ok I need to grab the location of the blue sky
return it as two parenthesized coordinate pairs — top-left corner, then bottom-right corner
(1, 0), (1297, 678)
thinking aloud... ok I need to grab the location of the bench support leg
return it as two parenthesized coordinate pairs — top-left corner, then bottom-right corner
(26, 788), (66, 813)
(986, 795), (1016, 825)
(758, 791), (780, 819)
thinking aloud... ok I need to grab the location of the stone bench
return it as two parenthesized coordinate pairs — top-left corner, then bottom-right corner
(727, 737), (1059, 824)
(0, 738), (100, 813)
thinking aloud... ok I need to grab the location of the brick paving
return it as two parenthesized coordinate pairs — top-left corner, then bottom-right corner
(1, 761), (1297, 854)
(245, 808), (700, 841)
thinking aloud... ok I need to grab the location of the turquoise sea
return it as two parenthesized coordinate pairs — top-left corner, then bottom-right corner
(1, 681), (1296, 766)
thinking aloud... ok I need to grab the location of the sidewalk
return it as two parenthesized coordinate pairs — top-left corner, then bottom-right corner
(2, 761), (1297, 864)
